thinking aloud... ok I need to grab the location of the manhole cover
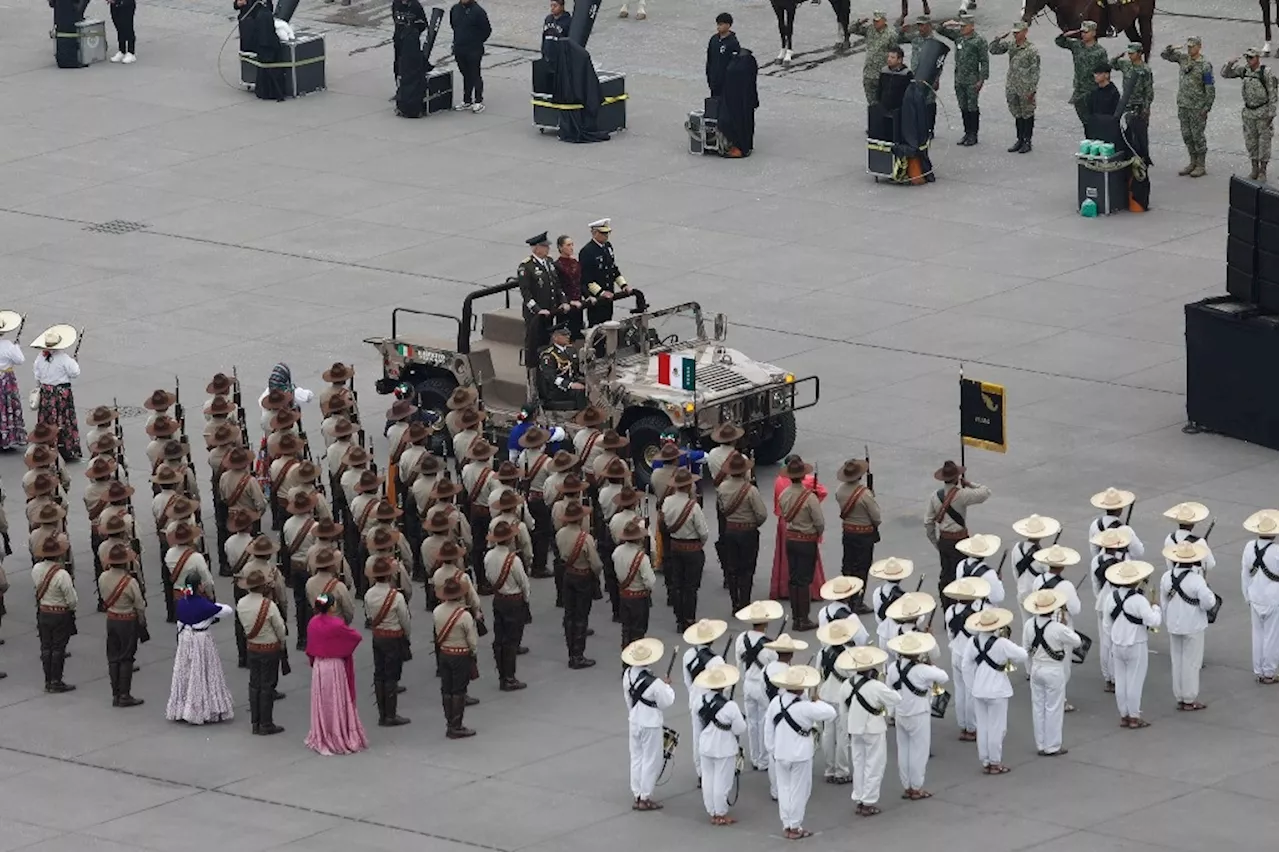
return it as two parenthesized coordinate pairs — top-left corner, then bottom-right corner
(84, 220), (149, 235)
(115, 405), (148, 420)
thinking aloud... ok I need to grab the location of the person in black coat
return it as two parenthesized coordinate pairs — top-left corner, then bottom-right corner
(1086, 64), (1121, 124)
(392, 0), (427, 82)
(578, 220), (630, 328)
(450, 0), (491, 112)
(543, 0), (571, 57)
(717, 49), (759, 157)
(235, 0), (272, 55)
(706, 13), (740, 97)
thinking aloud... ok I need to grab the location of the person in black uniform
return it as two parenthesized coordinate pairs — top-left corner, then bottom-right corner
(538, 326), (587, 408)
(877, 45), (913, 108)
(706, 13), (740, 97)
(392, 0), (428, 84)
(517, 232), (568, 372)
(235, 0), (272, 55)
(578, 219), (631, 329)
(1087, 64), (1121, 123)
(543, 0), (571, 57)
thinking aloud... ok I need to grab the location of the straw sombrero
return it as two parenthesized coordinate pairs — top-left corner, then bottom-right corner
(764, 633), (809, 653)
(942, 576), (991, 602)
(815, 619), (860, 647)
(682, 618), (728, 646)
(956, 534), (1001, 559)
(1163, 502), (1209, 525)
(1033, 545), (1081, 568)
(1243, 510), (1279, 536)
(1091, 487), (1136, 510)
(769, 664), (821, 690)
(819, 575), (863, 601)
(885, 592), (936, 623)
(965, 607), (1014, 633)
(734, 599), (784, 623)
(869, 557), (913, 581)
(621, 637), (665, 667)
(693, 664), (740, 691)
(836, 645), (887, 672)
(1105, 560), (1154, 587)
(1162, 540), (1208, 565)
(1011, 514), (1061, 540)
(1023, 588), (1067, 616)
(1090, 526), (1133, 550)
(886, 631), (937, 658)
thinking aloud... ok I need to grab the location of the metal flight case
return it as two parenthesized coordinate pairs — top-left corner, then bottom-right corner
(240, 31), (327, 97)
(531, 59), (627, 134)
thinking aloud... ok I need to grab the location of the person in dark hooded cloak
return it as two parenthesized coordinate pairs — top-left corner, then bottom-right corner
(251, 9), (288, 101)
(716, 48), (759, 157)
(394, 27), (432, 117)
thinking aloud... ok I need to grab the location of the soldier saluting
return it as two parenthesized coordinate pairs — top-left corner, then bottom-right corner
(1161, 36), (1215, 178)
(989, 21), (1040, 153)
(578, 219), (631, 328)
(924, 460), (990, 606)
(518, 232), (567, 373)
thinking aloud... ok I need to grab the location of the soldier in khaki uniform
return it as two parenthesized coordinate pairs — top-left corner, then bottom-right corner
(429, 538), (480, 619)
(220, 447), (268, 520)
(24, 444), (68, 502)
(236, 566), (288, 735)
(98, 542), (147, 707)
(165, 521), (214, 609)
(717, 453), (768, 614)
(434, 575), (479, 738)
(490, 489), (535, 572)
(305, 546), (355, 625)
(596, 458), (631, 620)
(223, 509), (259, 666)
(450, 407), (485, 472)
(706, 423), (746, 566)
(592, 430), (630, 482)
(517, 425), (556, 579)
(614, 519), (656, 650)
(662, 468), (710, 632)
(205, 424), (240, 574)
(202, 395), (242, 451)
(835, 459), (880, 614)
(142, 388), (175, 429)
(558, 501), (603, 669)
(778, 457), (824, 632)
(923, 459), (991, 605)
(572, 406), (608, 481)
(551, 473), (588, 607)
(84, 406), (119, 457)
(144, 415), (181, 478)
(28, 502), (66, 566)
(485, 520), (530, 691)
(461, 440), (499, 592)
(365, 556), (412, 727)
(32, 535), (77, 692)
(283, 490), (321, 647)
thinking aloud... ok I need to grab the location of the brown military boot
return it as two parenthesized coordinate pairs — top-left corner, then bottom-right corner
(1177, 156), (1195, 176)
(1258, 160), (1270, 181)
(1250, 160), (1260, 180)
(1188, 154), (1206, 178)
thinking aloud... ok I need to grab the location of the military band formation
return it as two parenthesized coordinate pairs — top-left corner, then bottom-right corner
(0, 314), (1276, 832)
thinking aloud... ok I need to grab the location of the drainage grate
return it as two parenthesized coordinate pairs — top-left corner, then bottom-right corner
(115, 405), (148, 421)
(84, 219), (149, 235)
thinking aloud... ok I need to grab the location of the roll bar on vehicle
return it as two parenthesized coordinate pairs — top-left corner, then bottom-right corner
(459, 280), (649, 355)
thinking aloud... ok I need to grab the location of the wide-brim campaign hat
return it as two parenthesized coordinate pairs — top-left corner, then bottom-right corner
(35, 535), (70, 559)
(694, 663), (740, 691)
(487, 521), (517, 545)
(837, 459), (869, 482)
(1244, 509), (1280, 536)
(106, 481), (136, 503)
(161, 439), (187, 463)
(322, 362), (354, 383)
(143, 389), (176, 411)
(820, 575), (863, 601)
(1090, 526), (1134, 550)
(783, 457), (812, 480)
(1023, 588), (1067, 616)
(320, 394), (350, 416)
(560, 474), (586, 494)
(466, 440), (497, 461)
(439, 576), (466, 600)
(672, 468), (700, 489)
(1012, 513), (1061, 540)
(284, 490), (320, 515)
(816, 619), (860, 648)
(0, 310), (22, 334)
(237, 568), (269, 591)
(247, 535), (279, 558)
(885, 592), (936, 623)
(100, 514), (130, 537)
(621, 637), (664, 667)
(373, 500), (404, 522)
(33, 502), (67, 525)
(310, 547), (340, 572)
(1162, 540), (1209, 565)
(226, 508), (260, 533)
(1033, 545), (1081, 568)
(550, 450), (578, 473)
(167, 522), (201, 547)
(603, 458), (631, 480)
(601, 430), (629, 451)
(836, 645), (887, 672)
(942, 576), (992, 601)
(764, 632), (809, 653)
(86, 406), (118, 427)
(956, 534), (1001, 559)
(24, 444), (57, 469)
(225, 447), (253, 470)
(655, 442), (681, 463)
(88, 434), (120, 456)
(30, 324), (77, 351)
(29, 423), (58, 445)
(934, 460), (964, 481)
(295, 460), (319, 482)
(887, 630), (937, 658)
(711, 423), (744, 444)
(365, 555), (399, 579)
(207, 395), (236, 417)
(314, 519), (344, 539)
(769, 664), (821, 691)
(166, 496), (197, 519)
(1091, 487), (1136, 510)
(575, 406), (607, 427)
(1163, 502), (1210, 524)
(343, 446), (370, 467)
(493, 489), (522, 513)
(518, 426), (551, 448)
(354, 470), (384, 494)
(561, 501), (589, 525)
(446, 386), (479, 410)
(27, 472), (59, 497)
(269, 410), (301, 434)
(618, 519), (648, 542)
(683, 618), (728, 646)
(85, 456), (118, 480)
(735, 599), (784, 623)
(424, 509), (456, 534)
(145, 416), (179, 439)
(103, 543), (136, 566)
(437, 540), (463, 562)
(206, 373), (235, 395)
(209, 423), (238, 447)
(870, 557), (913, 581)
(386, 399), (418, 422)
(1106, 560), (1154, 586)
(723, 453), (752, 478)
(261, 389), (294, 411)
(407, 421), (436, 443)
(613, 487), (642, 508)
(965, 607), (1014, 633)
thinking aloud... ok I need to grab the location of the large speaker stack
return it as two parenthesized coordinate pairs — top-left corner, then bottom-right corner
(1183, 176), (1278, 449)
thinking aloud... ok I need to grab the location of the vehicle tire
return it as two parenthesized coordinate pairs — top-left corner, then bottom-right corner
(753, 412), (797, 466)
(415, 376), (458, 455)
(624, 413), (672, 490)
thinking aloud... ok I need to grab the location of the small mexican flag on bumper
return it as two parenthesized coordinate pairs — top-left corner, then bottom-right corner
(656, 353), (696, 391)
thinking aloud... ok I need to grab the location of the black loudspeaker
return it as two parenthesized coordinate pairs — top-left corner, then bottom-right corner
(910, 37), (949, 89)
(1227, 264), (1256, 303)
(1184, 297), (1278, 449)
(1228, 235), (1257, 276)
(569, 0), (602, 48)
(1229, 207), (1258, 244)
(1230, 174), (1263, 218)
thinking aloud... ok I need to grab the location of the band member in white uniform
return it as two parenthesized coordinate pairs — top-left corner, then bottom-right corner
(942, 576), (991, 742)
(1105, 561), (1163, 728)
(733, 600), (782, 772)
(837, 645), (900, 817)
(960, 607), (1027, 774)
(886, 631), (948, 799)
(954, 534), (1006, 604)
(1160, 540), (1217, 711)
(1090, 527), (1140, 693)
(1021, 588), (1080, 756)
(681, 619), (728, 783)
(1011, 514), (1059, 635)
(693, 664), (746, 825)
(1088, 487), (1143, 558)
(621, 638), (676, 811)
(1162, 502), (1216, 574)
(1241, 510), (1279, 684)
(764, 665), (835, 841)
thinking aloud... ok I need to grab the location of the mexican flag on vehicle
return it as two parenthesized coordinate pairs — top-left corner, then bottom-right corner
(656, 352), (696, 391)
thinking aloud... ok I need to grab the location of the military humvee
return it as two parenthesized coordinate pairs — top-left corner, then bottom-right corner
(365, 279), (819, 485)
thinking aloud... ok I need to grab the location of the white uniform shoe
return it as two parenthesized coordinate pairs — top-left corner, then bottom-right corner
(1265, 42), (1274, 57)
(634, 0), (645, 19)
(783, 48), (792, 64)
(471, 102), (485, 113)
(110, 51), (124, 62)
(618, 3), (628, 17)
(122, 52), (136, 63)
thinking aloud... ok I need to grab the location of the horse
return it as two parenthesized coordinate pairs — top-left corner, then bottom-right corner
(769, 0), (802, 63)
(1022, 0), (1154, 59)
(1264, 0), (1276, 56)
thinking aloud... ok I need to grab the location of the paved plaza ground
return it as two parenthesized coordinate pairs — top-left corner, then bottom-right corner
(1, 0), (1278, 849)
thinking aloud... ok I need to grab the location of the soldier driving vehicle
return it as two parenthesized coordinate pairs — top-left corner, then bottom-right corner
(366, 280), (819, 488)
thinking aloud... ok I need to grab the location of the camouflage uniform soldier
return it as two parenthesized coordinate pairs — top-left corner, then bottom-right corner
(1222, 49), (1277, 181)
(850, 11), (910, 104)
(989, 21), (1040, 153)
(938, 12), (989, 146)
(909, 16), (940, 106)
(1110, 43), (1155, 166)
(1160, 36), (1216, 177)
(1056, 22), (1109, 133)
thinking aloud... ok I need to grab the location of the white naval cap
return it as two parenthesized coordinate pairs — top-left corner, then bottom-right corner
(588, 218), (612, 232)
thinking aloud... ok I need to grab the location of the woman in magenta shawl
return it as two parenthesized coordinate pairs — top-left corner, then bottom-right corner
(305, 595), (369, 755)
(768, 458), (827, 601)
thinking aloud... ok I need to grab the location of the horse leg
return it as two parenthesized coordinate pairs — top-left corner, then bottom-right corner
(771, 0), (787, 58)
(1264, 0), (1274, 55)
(784, 4), (796, 53)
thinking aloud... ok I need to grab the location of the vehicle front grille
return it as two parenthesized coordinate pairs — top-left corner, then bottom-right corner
(696, 364), (753, 393)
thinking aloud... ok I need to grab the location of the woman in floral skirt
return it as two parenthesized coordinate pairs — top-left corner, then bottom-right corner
(30, 325), (81, 462)
(0, 312), (27, 451)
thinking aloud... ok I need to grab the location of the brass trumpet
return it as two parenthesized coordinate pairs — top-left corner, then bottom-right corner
(1146, 582), (1160, 634)
(929, 682), (947, 697)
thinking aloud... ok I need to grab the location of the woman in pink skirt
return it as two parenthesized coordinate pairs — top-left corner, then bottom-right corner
(305, 594), (368, 756)
(768, 457), (827, 601)
(167, 588), (236, 724)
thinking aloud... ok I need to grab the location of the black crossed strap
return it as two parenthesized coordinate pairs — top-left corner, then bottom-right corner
(687, 646), (716, 682)
(699, 693), (734, 730)
(876, 584), (904, 621)
(1041, 574), (1065, 591)
(845, 674), (881, 715)
(764, 677), (780, 703)
(948, 602), (977, 640)
(1168, 569), (1200, 607)
(935, 488), (965, 528)
(960, 558), (987, 579)
(1094, 554), (1122, 588)
(1110, 588), (1145, 625)
(1014, 545), (1038, 578)
(1252, 541), (1278, 582)
(819, 645), (845, 681)
(973, 635), (1003, 672)
(1030, 619), (1065, 661)
(823, 603), (852, 624)
(741, 634), (768, 670)
(772, 696), (811, 737)
(627, 669), (658, 708)
(892, 659), (928, 696)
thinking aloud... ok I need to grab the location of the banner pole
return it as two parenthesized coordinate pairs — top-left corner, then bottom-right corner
(959, 364), (966, 468)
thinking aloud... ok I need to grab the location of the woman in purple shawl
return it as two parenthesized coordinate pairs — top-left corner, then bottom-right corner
(305, 594), (369, 755)
(167, 587), (236, 725)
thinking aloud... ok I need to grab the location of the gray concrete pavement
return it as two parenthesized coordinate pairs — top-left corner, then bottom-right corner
(1, 0), (1277, 849)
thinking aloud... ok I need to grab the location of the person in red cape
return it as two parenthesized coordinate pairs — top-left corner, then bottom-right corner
(769, 456), (827, 612)
(305, 594), (369, 755)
